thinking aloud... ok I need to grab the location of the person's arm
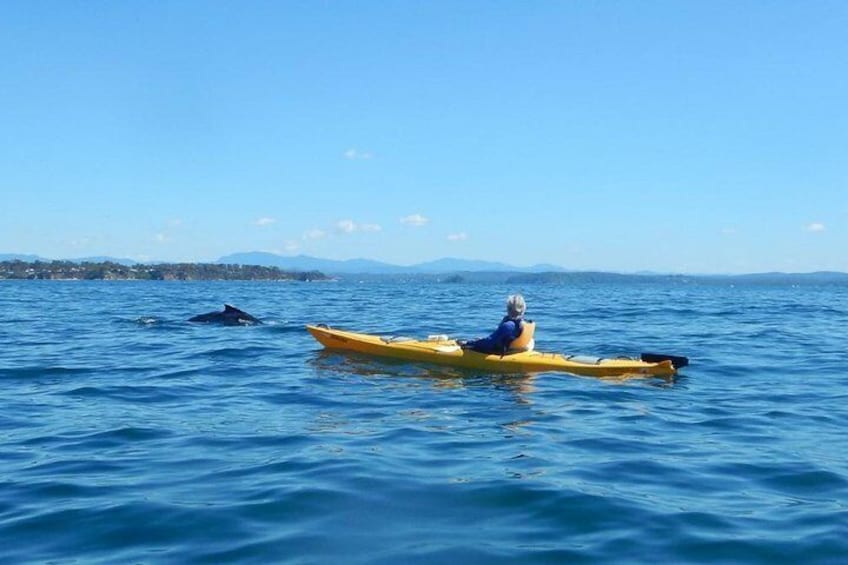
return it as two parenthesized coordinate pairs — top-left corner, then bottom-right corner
(466, 320), (516, 353)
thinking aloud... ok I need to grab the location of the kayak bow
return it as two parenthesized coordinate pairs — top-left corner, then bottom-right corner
(306, 324), (685, 378)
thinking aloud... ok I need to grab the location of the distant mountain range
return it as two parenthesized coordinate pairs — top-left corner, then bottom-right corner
(0, 254), (44, 262)
(503, 270), (848, 285)
(1, 252), (563, 274)
(0, 254), (137, 265)
(4, 252), (848, 284)
(216, 252), (566, 274)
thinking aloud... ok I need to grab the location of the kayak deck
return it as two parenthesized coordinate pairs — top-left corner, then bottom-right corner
(306, 324), (681, 378)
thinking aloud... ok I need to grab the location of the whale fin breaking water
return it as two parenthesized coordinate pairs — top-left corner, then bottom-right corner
(188, 304), (262, 325)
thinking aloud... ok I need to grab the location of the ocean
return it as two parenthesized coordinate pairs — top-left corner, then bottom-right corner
(1, 280), (846, 563)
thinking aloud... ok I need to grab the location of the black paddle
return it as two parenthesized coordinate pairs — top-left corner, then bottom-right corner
(641, 353), (689, 369)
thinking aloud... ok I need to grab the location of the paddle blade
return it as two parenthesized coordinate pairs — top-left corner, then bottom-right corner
(641, 353), (689, 369)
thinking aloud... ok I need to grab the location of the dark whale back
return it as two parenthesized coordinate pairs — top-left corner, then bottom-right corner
(188, 304), (261, 325)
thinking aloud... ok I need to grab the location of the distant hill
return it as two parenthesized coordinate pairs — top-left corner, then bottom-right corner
(412, 257), (566, 273)
(0, 253), (44, 262)
(412, 257), (515, 272)
(506, 271), (667, 284)
(217, 252), (409, 274)
(72, 256), (137, 266)
(0, 254), (137, 265)
(218, 252), (567, 274)
(704, 271), (848, 285)
(4, 251), (846, 283)
(507, 271), (848, 286)
(0, 260), (328, 281)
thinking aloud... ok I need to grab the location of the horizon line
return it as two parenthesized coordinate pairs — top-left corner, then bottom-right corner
(2, 253), (847, 278)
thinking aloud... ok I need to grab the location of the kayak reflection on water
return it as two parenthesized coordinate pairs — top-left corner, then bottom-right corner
(309, 349), (538, 397)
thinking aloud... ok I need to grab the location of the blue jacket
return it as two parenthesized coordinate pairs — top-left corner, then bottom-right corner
(468, 316), (523, 354)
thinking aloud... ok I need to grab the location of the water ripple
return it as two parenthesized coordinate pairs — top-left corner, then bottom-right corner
(0, 280), (846, 563)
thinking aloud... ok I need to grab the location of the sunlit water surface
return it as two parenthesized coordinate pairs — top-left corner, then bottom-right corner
(1, 280), (846, 563)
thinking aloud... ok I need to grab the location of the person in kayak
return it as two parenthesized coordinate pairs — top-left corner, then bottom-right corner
(460, 294), (535, 354)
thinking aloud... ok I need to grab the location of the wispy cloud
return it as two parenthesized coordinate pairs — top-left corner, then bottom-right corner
(400, 213), (429, 227)
(153, 218), (183, 244)
(806, 222), (826, 232)
(336, 219), (383, 234)
(255, 217), (276, 227)
(284, 240), (299, 252)
(337, 219), (357, 233)
(303, 229), (327, 240)
(720, 227), (737, 235)
(447, 232), (468, 241)
(343, 148), (374, 160)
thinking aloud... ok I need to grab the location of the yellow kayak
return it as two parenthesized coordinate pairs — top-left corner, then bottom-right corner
(306, 324), (687, 378)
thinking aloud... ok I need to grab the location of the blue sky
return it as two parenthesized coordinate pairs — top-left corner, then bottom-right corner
(1, 1), (846, 273)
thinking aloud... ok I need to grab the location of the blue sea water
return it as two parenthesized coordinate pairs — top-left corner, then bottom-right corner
(1, 280), (846, 564)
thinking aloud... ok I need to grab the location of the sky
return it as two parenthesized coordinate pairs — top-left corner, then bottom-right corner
(1, 1), (846, 273)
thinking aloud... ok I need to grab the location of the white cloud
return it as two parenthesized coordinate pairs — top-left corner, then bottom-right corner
(400, 213), (429, 227)
(336, 220), (383, 234)
(303, 229), (327, 240)
(806, 222), (826, 232)
(284, 240), (299, 252)
(153, 219), (183, 243)
(343, 148), (374, 160)
(720, 227), (737, 235)
(337, 219), (357, 233)
(447, 232), (468, 241)
(255, 217), (276, 227)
